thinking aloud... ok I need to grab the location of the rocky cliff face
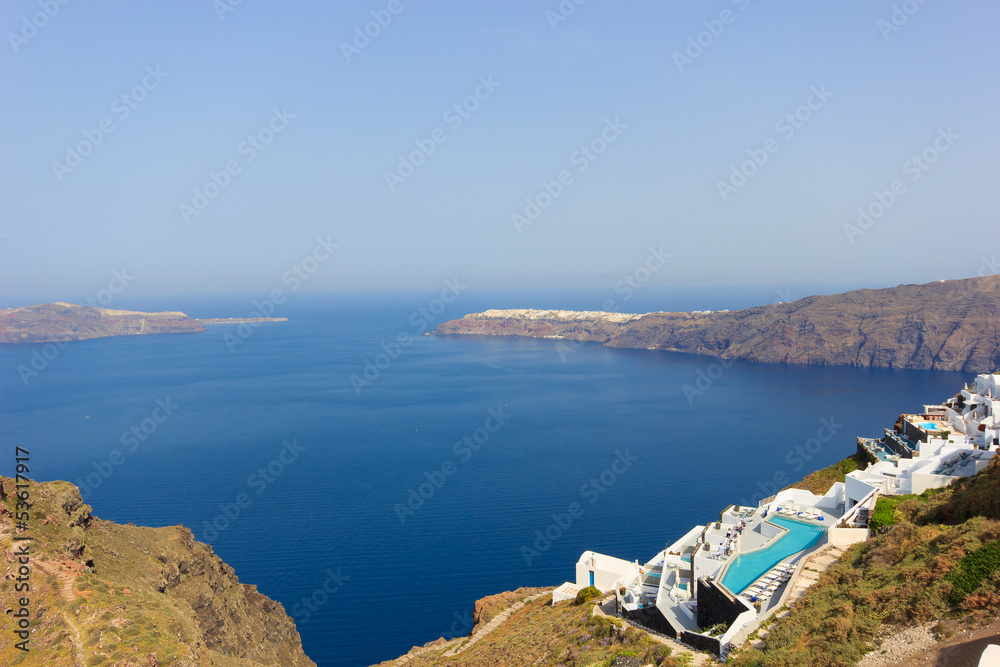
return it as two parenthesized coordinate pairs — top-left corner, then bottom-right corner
(0, 302), (206, 344)
(0, 477), (315, 666)
(433, 275), (1000, 373)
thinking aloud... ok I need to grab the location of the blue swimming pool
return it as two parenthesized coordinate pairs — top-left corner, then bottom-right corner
(720, 516), (826, 594)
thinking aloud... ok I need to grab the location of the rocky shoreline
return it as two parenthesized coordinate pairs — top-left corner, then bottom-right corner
(0, 302), (205, 343)
(0, 303), (291, 344)
(433, 275), (1000, 373)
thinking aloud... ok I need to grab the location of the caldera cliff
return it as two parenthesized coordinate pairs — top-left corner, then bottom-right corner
(0, 477), (316, 666)
(433, 275), (1000, 373)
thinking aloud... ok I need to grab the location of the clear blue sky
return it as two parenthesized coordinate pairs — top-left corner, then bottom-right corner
(2, 0), (998, 304)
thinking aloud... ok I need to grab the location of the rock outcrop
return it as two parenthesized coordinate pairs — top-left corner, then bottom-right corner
(433, 275), (1000, 372)
(0, 476), (316, 666)
(0, 302), (205, 344)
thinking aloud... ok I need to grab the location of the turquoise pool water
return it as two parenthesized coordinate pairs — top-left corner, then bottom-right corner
(720, 517), (826, 594)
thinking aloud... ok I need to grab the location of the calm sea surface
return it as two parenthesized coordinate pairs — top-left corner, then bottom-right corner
(0, 288), (969, 666)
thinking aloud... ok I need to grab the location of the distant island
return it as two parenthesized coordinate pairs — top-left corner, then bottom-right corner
(0, 302), (285, 344)
(433, 275), (1000, 373)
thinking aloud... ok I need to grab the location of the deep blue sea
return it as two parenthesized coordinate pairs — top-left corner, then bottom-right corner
(0, 287), (969, 666)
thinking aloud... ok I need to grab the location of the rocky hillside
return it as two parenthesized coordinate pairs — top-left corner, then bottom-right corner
(0, 303), (205, 344)
(0, 476), (315, 666)
(370, 587), (702, 667)
(433, 275), (1000, 372)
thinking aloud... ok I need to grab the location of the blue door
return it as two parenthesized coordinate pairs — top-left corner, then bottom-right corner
(589, 571), (595, 587)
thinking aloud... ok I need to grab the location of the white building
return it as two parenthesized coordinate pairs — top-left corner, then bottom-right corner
(557, 373), (998, 660)
(846, 373), (998, 507)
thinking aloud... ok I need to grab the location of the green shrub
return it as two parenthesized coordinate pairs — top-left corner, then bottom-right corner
(870, 496), (912, 531)
(704, 621), (729, 636)
(575, 585), (602, 605)
(946, 541), (1000, 603)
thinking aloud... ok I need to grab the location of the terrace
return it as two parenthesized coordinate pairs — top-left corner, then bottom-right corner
(860, 437), (897, 463)
(931, 449), (990, 476)
(884, 429), (918, 457)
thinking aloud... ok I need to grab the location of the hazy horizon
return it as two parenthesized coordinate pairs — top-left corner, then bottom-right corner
(4, 276), (989, 321)
(3, 1), (998, 303)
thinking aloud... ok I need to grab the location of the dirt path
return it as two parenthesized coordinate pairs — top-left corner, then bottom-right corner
(392, 591), (555, 664)
(859, 617), (1000, 667)
(441, 591), (551, 657)
(62, 611), (87, 667)
(34, 559), (86, 666)
(34, 558), (79, 601)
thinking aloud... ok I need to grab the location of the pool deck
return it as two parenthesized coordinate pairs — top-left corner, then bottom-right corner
(704, 504), (836, 564)
(691, 504), (835, 604)
(766, 503), (840, 525)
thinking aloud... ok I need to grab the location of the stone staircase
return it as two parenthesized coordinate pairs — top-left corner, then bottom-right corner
(786, 543), (847, 602)
(743, 543), (849, 652)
